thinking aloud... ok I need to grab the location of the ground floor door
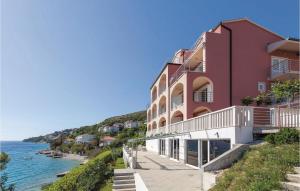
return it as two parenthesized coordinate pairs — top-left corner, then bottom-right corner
(186, 140), (198, 167)
(170, 139), (179, 160)
(159, 139), (166, 155)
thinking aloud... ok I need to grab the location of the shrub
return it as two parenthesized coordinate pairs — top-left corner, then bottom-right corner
(255, 95), (264, 106)
(45, 150), (112, 191)
(265, 128), (299, 145)
(241, 96), (253, 106)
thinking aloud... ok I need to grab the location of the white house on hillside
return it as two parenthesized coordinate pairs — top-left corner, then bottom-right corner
(100, 125), (120, 133)
(124, 120), (142, 129)
(75, 134), (96, 144)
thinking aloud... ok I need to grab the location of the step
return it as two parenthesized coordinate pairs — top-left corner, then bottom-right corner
(287, 174), (300, 183)
(281, 182), (300, 191)
(114, 179), (135, 185)
(294, 167), (300, 174)
(112, 189), (136, 191)
(114, 175), (134, 180)
(112, 183), (136, 189)
(114, 172), (134, 176)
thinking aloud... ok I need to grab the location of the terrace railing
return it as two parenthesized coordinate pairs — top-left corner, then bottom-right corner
(271, 59), (300, 79)
(146, 106), (300, 137)
(169, 61), (206, 85)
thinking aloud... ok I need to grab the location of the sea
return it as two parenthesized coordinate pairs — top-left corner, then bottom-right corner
(0, 141), (80, 191)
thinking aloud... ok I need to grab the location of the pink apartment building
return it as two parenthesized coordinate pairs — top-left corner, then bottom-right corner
(145, 19), (299, 168)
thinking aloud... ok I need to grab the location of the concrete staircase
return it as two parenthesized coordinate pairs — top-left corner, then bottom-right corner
(281, 167), (300, 191)
(113, 169), (136, 191)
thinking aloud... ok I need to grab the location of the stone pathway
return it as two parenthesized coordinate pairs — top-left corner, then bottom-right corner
(135, 151), (202, 191)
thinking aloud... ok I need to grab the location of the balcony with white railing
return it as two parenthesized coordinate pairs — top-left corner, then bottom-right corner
(171, 94), (183, 111)
(193, 91), (213, 103)
(169, 61), (206, 85)
(146, 105), (300, 137)
(270, 58), (300, 81)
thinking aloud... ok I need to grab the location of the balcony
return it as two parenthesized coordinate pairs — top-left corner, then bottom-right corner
(270, 59), (300, 81)
(159, 107), (166, 115)
(193, 91), (213, 103)
(171, 94), (183, 110)
(169, 61), (206, 85)
(146, 106), (300, 137)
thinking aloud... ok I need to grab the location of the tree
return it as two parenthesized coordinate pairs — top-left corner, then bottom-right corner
(0, 152), (15, 191)
(271, 80), (300, 107)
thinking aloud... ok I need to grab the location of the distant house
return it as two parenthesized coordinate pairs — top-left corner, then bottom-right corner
(100, 124), (120, 133)
(99, 136), (116, 147)
(112, 123), (124, 129)
(63, 138), (74, 144)
(75, 134), (96, 144)
(124, 120), (142, 129)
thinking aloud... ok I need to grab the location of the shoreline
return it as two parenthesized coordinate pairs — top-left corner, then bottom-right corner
(62, 153), (88, 163)
(38, 149), (89, 163)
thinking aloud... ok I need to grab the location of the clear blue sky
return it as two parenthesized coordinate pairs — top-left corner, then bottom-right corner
(1, 0), (299, 140)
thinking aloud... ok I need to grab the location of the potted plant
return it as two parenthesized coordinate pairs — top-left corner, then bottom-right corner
(241, 96), (253, 106)
(255, 94), (264, 106)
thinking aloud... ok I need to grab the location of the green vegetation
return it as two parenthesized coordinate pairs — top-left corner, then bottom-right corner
(211, 129), (300, 191)
(44, 151), (113, 191)
(99, 157), (125, 191)
(241, 80), (300, 106)
(0, 152), (15, 191)
(240, 96), (253, 106)
(265, 128), (299, 145)
(271, 80), (300, 101)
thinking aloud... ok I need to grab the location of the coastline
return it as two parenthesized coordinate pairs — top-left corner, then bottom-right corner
(62, 153), (88, 163)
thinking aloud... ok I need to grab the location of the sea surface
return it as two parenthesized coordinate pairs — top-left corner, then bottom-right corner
(0, 141), (80, 191)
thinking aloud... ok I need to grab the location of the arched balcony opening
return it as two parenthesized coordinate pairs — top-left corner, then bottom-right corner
(193, 106), (211, 117)
(171, 111), (184, 124)
(152, 104), (157, 120)
(152, 86), (158, 102)
(159, 117), (166, 128)
(158, 74), (167, 95)
(192, 77), (213, 103)
(171, 83), (184, 111)
(147, 110), (152, 122)
(152, 121), (157, 129)
(158, 96), (167, 115)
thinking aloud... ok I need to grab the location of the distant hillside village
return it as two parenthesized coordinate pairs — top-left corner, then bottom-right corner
(23, 111), (146, 157)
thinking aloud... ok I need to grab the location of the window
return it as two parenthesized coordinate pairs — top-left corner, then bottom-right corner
(258, 82), (266, 93)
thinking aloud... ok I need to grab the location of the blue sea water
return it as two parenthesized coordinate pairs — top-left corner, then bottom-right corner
(0, 141), (80, 191)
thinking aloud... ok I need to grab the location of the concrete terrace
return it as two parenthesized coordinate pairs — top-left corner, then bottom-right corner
(135, 151), (202, 191)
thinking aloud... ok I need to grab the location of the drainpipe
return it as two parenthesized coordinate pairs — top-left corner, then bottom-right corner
(220, 23), (233, 106)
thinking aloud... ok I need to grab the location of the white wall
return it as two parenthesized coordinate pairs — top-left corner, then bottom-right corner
(146, 139), (159, 153)
(146, 126), (253, 160)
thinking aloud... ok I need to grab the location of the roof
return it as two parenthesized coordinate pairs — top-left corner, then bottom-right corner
(220, 18), (284, 39)
(101, 136), (116, 141)
(150, 62), (181, 89)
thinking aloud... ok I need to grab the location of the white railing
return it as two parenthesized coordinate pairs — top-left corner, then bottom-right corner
(171, 94), (183, 110)
(123, 145), (136, 168)
(272, 107), (300, 127)
(147, 106), (253, 136)
(159, 86), (166, 95)
(271, 59), (300, 79)
(146, 106), (300, 137)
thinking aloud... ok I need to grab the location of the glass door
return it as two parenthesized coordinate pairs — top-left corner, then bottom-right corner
(186, 140), (198, 167)
(201, 140), (208, 165)
(174, 139), (179, 160)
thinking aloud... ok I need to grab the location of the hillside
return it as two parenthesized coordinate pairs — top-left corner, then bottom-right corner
(23, 110), (146, 143)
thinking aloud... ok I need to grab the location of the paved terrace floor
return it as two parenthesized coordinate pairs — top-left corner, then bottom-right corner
(135, 151), (202, 191)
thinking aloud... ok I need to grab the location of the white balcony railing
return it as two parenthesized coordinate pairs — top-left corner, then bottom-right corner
(146, 106), (300, 137)
(193, 91), (213, 103)
(159, 86), (166, 95)
(171, 94), (183, 110)
(159, 107), (166, 115)
(271, 59), (300, 79)
(169, 61), (206, 85)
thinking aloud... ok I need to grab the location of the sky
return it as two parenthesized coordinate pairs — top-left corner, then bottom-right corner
(1, 0), (299, 140)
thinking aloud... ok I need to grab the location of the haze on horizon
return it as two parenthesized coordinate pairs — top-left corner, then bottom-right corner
(1, 0), (299, 141)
